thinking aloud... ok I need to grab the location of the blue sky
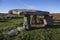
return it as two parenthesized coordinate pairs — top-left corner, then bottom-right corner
(0, 0), (60, 13)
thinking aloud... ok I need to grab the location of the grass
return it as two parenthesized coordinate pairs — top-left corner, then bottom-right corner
(0, 18), (24, 32)
(0, 18), (60, 40)
(13, 28), (60, 40)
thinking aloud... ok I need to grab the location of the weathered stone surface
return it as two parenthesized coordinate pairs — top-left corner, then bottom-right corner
(16, 27), (24, 31)
(23, 17), (28, 28)
(44, 15), (53, 25)
(9, 9), (49, 15)
(43, 19), (47, 25)
(2, 26), (25, 36)
(3, 29), (17, 36)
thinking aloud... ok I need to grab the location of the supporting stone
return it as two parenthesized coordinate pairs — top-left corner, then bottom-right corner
(44, 15), (53, 25)
(43, 19), (47, 25)
(33, 15), (37, 24)
(23, 15), (30, 29)
(30, 15), (33, 25)
(27, 15), (30, 27)
(23, 16), (27, 28)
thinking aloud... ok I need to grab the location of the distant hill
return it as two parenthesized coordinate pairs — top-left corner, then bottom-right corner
(50, 13), (60, 20)
(0, 12), (60, 20)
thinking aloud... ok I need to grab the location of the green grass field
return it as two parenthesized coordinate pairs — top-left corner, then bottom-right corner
(0, 18), (60, 40)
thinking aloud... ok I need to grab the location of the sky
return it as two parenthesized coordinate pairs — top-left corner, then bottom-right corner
(0, 0), (60, 13)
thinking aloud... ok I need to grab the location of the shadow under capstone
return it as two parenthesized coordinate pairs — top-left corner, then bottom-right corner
(27, 25), (60, 31)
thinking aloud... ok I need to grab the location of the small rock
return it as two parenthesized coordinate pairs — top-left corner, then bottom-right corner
(16, 27), (24, 31)
(8, 29), (17, 36)
(3, 29), (17, 36)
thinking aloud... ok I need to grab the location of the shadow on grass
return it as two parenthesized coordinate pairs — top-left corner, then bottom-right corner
(28, 25), (60, 30)
(0, 19), (10, 22)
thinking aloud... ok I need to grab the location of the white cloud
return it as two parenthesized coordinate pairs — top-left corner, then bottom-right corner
(17, 0), (37, 9)
(22, 3), (37, 9)
(1, 0), (38, 9)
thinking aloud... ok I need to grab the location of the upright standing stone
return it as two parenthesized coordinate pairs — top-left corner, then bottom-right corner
(33, 15), (37, 24)
(30, 15), (33, 24)
(27, 15), (30, 28)
(23, 15), (30, 29)
(44, 15), (53, 25)
(23, 16), (27, 28)
(43, 19), (47, 25)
